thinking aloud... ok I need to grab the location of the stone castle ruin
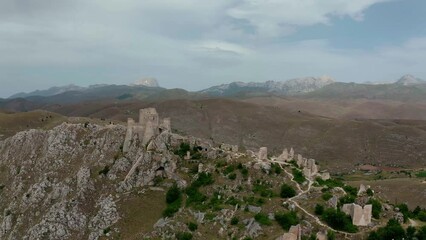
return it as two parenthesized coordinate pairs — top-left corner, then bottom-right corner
(255, 146), (330, 180)
(123, 108), (171, 152)
(342, 203), (372, 226)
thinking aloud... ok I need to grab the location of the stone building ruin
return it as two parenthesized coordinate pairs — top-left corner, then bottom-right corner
(258, 147), (268, 161)
(123, 108), (171, 152)
(342, 203), (372, 226)
(276, 224), (301, 240)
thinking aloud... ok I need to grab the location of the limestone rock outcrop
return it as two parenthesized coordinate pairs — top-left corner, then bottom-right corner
(0, 112), (183, 239)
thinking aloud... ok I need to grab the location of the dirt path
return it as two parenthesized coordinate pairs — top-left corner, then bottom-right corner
(272, 160), (355, 237)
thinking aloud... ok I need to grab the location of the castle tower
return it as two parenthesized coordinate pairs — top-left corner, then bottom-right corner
(139, 108), (160, 146)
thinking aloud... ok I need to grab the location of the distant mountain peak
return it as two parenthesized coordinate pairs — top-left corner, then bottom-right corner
(132, 78), (159, 87)
(395, 74), (425, 86)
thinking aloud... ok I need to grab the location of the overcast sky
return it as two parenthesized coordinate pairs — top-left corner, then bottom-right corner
(1, 0), (426, 97)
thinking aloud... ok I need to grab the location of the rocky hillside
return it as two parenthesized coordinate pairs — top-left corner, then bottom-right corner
(0, 117), (425, 239)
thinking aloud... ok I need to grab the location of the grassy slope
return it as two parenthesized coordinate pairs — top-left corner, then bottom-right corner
(0, 110), (66, 139)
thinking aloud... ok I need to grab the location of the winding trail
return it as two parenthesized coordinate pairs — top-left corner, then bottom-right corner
(271, 160), (355, 238)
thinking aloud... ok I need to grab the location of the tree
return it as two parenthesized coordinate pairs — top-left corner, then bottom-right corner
(367, 198), (382, 219)
(314, 204), (324, 215)
(166, 184), (181, 204)
(327, 230), (336, 240)
(275, 211), (299, 231)
(406, 226), (416, 239)
(280, 184), (296, 198)
(321, 208), (358, 233)
(416, 226), (426, 240)
(368, 219), (406, 240)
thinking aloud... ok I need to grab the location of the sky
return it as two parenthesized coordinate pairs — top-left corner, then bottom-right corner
(1, 0), (426, 97)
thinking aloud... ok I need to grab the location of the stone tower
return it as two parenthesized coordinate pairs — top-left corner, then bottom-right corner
(123, 108), (170, 153)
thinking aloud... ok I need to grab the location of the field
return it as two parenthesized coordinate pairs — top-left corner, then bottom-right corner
(346, 178), (426, 209)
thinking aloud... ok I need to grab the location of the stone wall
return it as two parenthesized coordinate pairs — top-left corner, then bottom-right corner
(342, 203), (372, 226)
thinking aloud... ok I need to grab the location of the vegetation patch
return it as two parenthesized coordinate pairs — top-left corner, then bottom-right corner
(185, 172), (214, 207)
(275, 211), (299, 231)
(253, 180), (275, 198)
(366, 219), (426, 240)
(176, 232), (193, 240)
(292, 168), (306, 184)
(320, 208), (358, 233)
(415, 170), (426, 178)
(280, 183), (296, 198)
(367, 198), (382, 219)
(163, 184), (182, 217)
(254, 213), (272, 226)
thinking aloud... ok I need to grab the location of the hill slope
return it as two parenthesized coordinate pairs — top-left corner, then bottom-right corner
(40, 99), (426, 172)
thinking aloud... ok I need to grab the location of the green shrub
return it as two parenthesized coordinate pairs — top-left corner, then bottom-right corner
(253, 180), (275, 198)
(187, 222), (198, 231)
(406, 226), (416, 239)
(103, 227), (111, 235)
(186, 186), (207, 206)
(185, 172), (214, 207)
(98, 165), (110, 176)
(325, 231), (334, 240)
(223, 165), (235, 175)
(275, 211), (299, 231)
(367, 198), (382, 219)
(314, 204), (324, 215)
(416, 171), (426, 178)
(231, 216), (239, 225)
(240, 167), (249, 177)
(322, 192), (333, 201)
(228, 173), (237, 180)
(417, 226), (426, 240)
(163, 199), (182, 217)
(243, 196), (265, 206)
(254, 213), (272, 226)
(226, 196), (241, 206)
(208, 192), (224, 211)
(396, 203), (410, 223)
(321, 208), (358, 233)
(339, 195), (355, 205)
(166, 184), (181, 204)
(270, 163), (282, 174)
(418, 211), (426, 222)
(175, 143), (191, 158)
(367, 219), (406, 240)
(366, 188), (374, 196)
(292, 168), (306, 184)
(315, 178), (344, 188)
(176, 232), (193, 240)
(343, 185), (358, 196)
(280, 184), (296, 198)
(194, 172), (214, 187)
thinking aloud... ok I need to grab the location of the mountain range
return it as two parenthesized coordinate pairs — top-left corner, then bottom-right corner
(6, 74), (425, 100)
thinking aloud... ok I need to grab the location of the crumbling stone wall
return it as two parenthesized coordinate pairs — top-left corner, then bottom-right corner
(342, 203), (372, 226)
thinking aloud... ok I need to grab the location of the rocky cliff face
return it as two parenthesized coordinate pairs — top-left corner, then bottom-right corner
(0, 122), (183, 240)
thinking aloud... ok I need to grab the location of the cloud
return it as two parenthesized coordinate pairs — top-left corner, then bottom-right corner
(1, 0), (424, 98)
(227, 0), (392, 37)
